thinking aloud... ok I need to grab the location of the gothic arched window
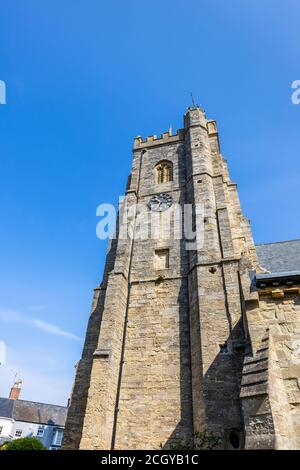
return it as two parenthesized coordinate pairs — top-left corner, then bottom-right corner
(155, 161), (173, 184)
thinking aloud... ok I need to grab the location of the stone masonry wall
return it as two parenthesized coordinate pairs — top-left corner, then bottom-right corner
(115, 279), (193, 449)
(261, 295), (300, 449)
(243, 287), (300, 449)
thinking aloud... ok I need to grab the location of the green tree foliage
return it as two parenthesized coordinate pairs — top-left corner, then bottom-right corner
(1, 437), (47, 450)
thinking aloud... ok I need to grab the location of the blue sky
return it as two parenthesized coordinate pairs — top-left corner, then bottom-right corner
(0, 0), (299, 405)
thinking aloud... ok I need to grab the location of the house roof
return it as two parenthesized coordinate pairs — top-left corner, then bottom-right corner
(0, 398), (67, 427)
(0, 398), (14, 419)
(256, 239), (300, 274)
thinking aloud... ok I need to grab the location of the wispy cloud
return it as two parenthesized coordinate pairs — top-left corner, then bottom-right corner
(29, 318), (81, 341)
(0, 308), (81, 342)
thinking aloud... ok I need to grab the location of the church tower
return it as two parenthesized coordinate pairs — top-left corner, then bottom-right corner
(63, 107), (300, 450)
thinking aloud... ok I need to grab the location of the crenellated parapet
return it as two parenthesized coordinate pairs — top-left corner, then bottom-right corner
(133, 111), (220, 151)
(133, 128), (185, 149)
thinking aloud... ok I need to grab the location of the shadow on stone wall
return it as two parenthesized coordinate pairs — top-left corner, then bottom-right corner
(163, 319), (245, 450)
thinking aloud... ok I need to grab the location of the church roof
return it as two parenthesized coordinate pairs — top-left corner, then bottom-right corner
(0, 397), (67, 427)
(256, 239), (300, 274)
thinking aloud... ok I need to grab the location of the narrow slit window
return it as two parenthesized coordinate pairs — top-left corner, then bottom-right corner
(155, 249), (170, 269)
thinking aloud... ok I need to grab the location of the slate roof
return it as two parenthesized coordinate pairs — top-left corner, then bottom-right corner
(0, 398), (14, 419)
(256, 239), (300, 274)
(0, 397), (67, 427)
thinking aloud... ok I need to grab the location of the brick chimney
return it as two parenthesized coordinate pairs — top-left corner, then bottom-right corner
(9, 380), (22, 400)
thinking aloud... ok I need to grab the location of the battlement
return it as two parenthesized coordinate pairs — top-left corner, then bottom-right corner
(133, 128), (185, 150)
(134, 117), (218, 150)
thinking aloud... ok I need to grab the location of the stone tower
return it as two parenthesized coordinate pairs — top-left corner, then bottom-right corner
(62, 107), (300, 450)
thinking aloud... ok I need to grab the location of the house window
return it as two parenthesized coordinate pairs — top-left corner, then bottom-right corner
(155, 161), (173, 184)
(52, 428), (63, 448)
(37, 426), (44, 437)
(155, 249), (169, 270)
(15, 429), (22, 437)
(0, 426), (3, 435)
